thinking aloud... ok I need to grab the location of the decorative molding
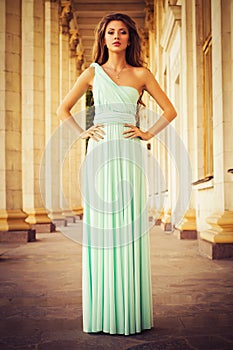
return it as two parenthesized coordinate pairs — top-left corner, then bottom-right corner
(140, 28), (149, 59)
(69, 29), (80, 57)
(145, 0), (155, 32)
(76, 42), (85, 74)
(69, 27), (85, 73)
(60, 1), (72, 35)
(160, 5), (181, 51)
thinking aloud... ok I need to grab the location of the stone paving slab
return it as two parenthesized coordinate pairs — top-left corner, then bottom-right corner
(0, 225), (233, 349)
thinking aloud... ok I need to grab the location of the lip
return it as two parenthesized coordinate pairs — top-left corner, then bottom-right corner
(112, 42), (121, 46)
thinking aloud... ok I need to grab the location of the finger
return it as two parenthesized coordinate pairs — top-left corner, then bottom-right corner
(91, 135), (99, 142)
(124, 132), (135, 138)
(95, 127), (106, 135)
(124, 123), (134, 128)
(92, 125), (105, 135)
(128, 133), (139, 139)
(95, 132), (104, 139)
(122, 129), (134, 135)
(89, 130), (104, 140)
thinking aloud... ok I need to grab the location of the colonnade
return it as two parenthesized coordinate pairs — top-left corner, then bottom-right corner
(0, 0), (233, 259)
(0, 0), (85, 242)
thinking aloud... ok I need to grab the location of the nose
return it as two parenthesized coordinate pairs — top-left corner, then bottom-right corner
(114, 32), (119, 40)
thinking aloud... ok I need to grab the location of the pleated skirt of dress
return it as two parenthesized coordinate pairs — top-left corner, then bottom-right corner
(81, 123), (153, 335)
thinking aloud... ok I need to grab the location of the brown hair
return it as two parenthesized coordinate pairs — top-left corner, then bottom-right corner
(92, 13), (145, 67)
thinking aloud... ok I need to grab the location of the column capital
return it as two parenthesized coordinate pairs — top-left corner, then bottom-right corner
(76, 43), (85, 74)
(69, 29), (79, 57)
(59, 1), (72, 35)
(145, 0), (155, 32)
(139, 28), (149, 60)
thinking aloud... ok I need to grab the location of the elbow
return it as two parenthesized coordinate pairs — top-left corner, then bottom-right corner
(56, 104), (68, 121)
(169, 106), (177, 122)
(165, 107), (177, 122)
(56, 105), (63, 120)
(172, 108), (177, 121)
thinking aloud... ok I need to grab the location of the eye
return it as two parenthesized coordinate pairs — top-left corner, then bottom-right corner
(120, 30), (127, 34)
(107, 31), (114, 35)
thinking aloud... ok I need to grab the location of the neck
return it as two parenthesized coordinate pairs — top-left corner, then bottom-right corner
(107, 52), (127, 69)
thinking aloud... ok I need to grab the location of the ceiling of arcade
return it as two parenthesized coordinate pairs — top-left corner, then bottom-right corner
(60, 0), (154, 71)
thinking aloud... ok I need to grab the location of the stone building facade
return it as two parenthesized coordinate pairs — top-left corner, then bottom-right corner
(0, 0), (233, 259)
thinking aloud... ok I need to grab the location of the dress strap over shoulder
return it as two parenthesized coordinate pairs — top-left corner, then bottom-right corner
(90, 61), (138, 126)
(90, 62), (99, 69)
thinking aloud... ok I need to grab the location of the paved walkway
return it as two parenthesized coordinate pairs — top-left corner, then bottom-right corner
(0, 224), (233, 350)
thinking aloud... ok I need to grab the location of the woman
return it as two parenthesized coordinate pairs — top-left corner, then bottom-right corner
(57, 13), (177, 335)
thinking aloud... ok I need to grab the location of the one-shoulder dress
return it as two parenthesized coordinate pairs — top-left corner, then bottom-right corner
(82, 62), (153, 335)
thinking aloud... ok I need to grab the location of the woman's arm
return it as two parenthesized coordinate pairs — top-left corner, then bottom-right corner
(57, 66), (93, 121)
(56, 66), (105, 141)
(123, 67), (177, 141)
(144, 68), (177, 137)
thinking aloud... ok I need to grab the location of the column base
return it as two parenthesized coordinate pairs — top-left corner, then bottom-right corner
(62, 210), (76, 224)
(161, 222), (172, 232)
(52, 218), (68, 227)
(148, 208), (156, 223)
(161, 209), (172, 232)
(24, 208), (56, 233)
(175, 209), (197, 239)
(64, 216), (76, 224)
(48, 211), (67, 227)
(30, 222), (56, 233)
(0, 209), (31, 231)
(0, 229), (36, 243)
(155, 209), (164, 226)
(174, 229), (197, 240)
(199, 238), (233, 259)
(72, 207), (83, 220)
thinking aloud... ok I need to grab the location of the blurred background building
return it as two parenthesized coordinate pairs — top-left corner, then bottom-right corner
(0, 0), (233, 259)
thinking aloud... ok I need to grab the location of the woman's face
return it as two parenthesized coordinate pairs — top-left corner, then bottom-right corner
(104, 20), (130, 52)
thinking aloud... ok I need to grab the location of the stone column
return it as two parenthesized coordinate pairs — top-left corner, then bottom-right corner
(21, 0), (55, 233)
(44, 0), (66, 227)
(59, 23), (76, 223)
(174, 0), (197, 239)
(0, 0), (35, 242)
(199, 0), (233, 259)
(160, 4), (182, 232)
(153, 0), (165, 226)
(69, 54), (86, 220)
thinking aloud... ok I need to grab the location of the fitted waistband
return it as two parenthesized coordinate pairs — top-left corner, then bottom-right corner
(93, 112), (136, 125)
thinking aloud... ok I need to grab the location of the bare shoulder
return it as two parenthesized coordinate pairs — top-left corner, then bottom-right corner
(129, 66), (153, 85)
(78, 66), (95, 85)
(130, 65), (150, 74)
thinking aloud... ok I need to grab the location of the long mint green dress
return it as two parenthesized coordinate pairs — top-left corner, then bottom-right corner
(82, 62), (153, 335)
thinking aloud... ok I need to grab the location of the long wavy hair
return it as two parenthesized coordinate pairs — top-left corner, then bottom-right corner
(92, 13), (145, 67)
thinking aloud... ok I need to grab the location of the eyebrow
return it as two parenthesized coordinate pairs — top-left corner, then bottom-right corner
(107, 27), (128, 30)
